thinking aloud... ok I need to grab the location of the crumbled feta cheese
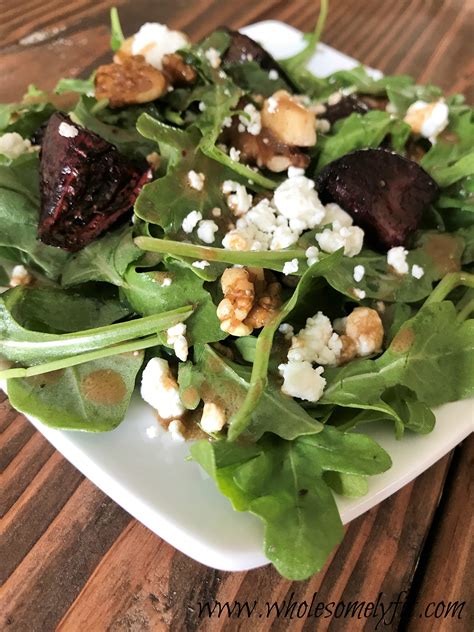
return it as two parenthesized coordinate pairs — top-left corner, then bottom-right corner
(316, 118), (331, 133)
(145, 424), (160, 439)
(316, 223), (364, 257)
(282, 258), (299, 275)
(140, 357), (184, 419)
(229, 146), (241, 161)
(168, 419), (186, 442)
(205, 47), (221, 68)
(278, 323), (294, 340)
(200, 402), (226, 434)
(344, 307), (383, 357)
(404, 99), (449, 142)
(182, 210), (202, 233)
(304, 247), (318, 268)
(58, 121), (78, 138)
(10, 264), (32, 287)
(327, 91), (343, 106)
(187, 170), (205, 191)
(268, 69), (279, 80)
(166, 323), (188, 361)
(197, 219), (218, 244)
(273, 176), (326, 229)
(131, 22), (189, 69)
(161, 277), (172, 287)
(198, 101), (207, 112)
(222, 116), (232, 128)
(278, 361), (326, 402)
(411, 264), (425, 279)
(287, 166), (305, 178)
(238, 103), (262, 135)
(211, 207), (222, 217)
(267, 96), (278, 113)
(192, 260), (210, 269)
(322, 203), (353, 227)
(387, 246), (409, 275)
(376, 300), (385, 313)
(288, 311), (342, 366)
(353, 288), (366, 300)
(353, 265), (365, 282)
(222, 180), (253, 216)
(0, 132), (32, 160)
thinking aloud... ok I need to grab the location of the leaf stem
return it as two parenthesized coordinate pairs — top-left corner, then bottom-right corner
(424, 272), (474, 305)
(0, 335), (161, 380)
(456, 297), (474, 323)
(135, 236), (307, 272)
(281, 0), (329, 70)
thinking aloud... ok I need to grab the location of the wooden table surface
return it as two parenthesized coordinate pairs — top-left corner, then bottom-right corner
(1, 1), (473, 630)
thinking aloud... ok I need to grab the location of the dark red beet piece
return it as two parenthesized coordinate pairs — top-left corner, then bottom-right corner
(220, 28), (297, 90)
(323, 94), (369, 125)
(38, 112), (152, 251)
(317, 148), (439, 249)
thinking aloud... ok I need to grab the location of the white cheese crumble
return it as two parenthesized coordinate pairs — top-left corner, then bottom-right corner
(411, 264), (425, 279)
(238, 103), (262, 135)
(222, 116), (232, 128)
(161, 277), (172, 287)
(267, 96), (278, 113)
(305, 246), (320, 267)
(323, 202), (353, 227)
(353, 288), (366, 300)
(282, 258), (299, 275)
(211, 207), (222, 217)
(192, 260), (210, 269)
(268, 69), (279, 80)
(166, 323), (188, 361)
(229, 146), (241, 162)
(145, 424), (160, 439)
(278, 361), (326, 402)
(222, 180), (253, 216)
(204, 47), (221, 68)
(200, 402), (226, 434)
(58, 121), (78, 138)
(287, 166), (305, 178)
(140, 357), (184, 419)
(327, 91), (343, 106)
(404, 99), (449, 142)
(316, 118), (331, 133)
(131, 23), (189, 70)
(10, 264), (32, 287)
(387, 246), (409, 275)
(197, 219), (218, 244)
(273, 175), (326, 230)
(198, 101), (206, 112)
(0, 132), (32, 160)
(278, 323), (294, 340)
(168, 419), (186, 442)
(287, 311), (342, 366)
(353, 264), (365, 282)
(181, 210), (202, 233)
(316, 223), (364, 257)
(187, 170), (205, 191)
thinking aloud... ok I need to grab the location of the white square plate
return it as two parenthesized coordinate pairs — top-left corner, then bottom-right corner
(8, 20), (473, 572)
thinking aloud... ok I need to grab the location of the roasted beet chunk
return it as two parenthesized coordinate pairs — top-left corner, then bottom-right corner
(220, 28), (297, 90)
(317, 148), (439, 248)
(323, 94), (369, 125)
(38, 112), (151, 251)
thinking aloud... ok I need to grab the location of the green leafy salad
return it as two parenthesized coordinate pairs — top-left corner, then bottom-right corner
(0, 3), (472, 579)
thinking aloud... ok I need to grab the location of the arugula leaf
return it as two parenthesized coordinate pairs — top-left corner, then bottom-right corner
(0, 153), (70, 280)
(281, 0), (329, 73)
(190, 425), (391, 579)
(421, 108), (474, 187)
(315, 111), (411, 170)
(7, 351), (143, 431)
(54, 76), (95, 96)
(121, 259), (224, 345)
(0, 85), (55, 138)
(61, 225), (142, 288)
(0, 288), (192, 364)
(186, 344), (322, 441)
(322, 300), (474, 415)
(6, 286), (130, 334)
(223, 61), (291, 97)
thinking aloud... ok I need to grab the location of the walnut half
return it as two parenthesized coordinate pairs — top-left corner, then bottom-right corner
(217, 267), (281, 336)
(95, 55), (168, 108)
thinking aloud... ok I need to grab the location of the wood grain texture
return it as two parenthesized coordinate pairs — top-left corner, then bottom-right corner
(0, 1), (472, 630)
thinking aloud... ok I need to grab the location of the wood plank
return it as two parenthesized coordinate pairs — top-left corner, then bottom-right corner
(404, 436), (473, 632)
(0, 478), (132, 632)
(55, 454), (451, 632)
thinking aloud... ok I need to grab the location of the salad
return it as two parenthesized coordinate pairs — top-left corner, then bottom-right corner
(0, 3), (473, 580)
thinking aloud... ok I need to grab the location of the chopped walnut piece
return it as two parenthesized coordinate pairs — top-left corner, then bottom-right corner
(217, 267), (281, 336)
(344, 307), (384, 357)
(162, 53), (197, 86)
(95, 55), (168, 108)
